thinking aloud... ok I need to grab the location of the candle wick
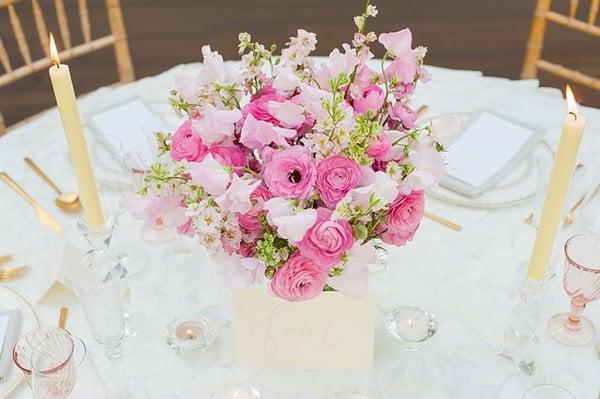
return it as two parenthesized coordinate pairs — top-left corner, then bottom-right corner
(568, 111), (578, 121)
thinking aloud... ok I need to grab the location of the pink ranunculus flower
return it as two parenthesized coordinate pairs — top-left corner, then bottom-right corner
(366, 133), (391, 160)
(388, 102), (417, 130)
(209, 145), (246, 171)
(315, 155), (362, 208)
(296, 208), (353, 268)
(353, 83), (385, 115)
(380, 190), (424, 246)
(270, 252), (329, 302)
(236, 184), (272, 232)
(170, 119), (208, 162)
(263, 146), (316, 199)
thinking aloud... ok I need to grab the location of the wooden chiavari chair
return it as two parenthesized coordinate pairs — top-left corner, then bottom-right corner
(0, 0), (134, 134)
(522, 0), (600, 90)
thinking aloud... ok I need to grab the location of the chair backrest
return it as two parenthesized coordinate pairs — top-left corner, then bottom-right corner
(0, 0), (134, 134)
(522, 0), (600, 90)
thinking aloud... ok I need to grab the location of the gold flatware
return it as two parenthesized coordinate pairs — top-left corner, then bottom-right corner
(0, 172), (64, 234)
(0, 254), (12, 266)
(0, 265), (29, 282)
(562, 194), (586, 228)
(24, 157), (80, 211)
(58, 307), (68, 329)
(424, 211), (462, 232)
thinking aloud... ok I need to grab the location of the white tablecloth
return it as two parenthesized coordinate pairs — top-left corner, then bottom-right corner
(1, 61), (600, 399)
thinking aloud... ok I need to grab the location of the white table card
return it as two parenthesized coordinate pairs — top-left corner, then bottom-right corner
(442, 111), (541, 197)
(233, 289), (375, 370)
(88, 98), (166, 163)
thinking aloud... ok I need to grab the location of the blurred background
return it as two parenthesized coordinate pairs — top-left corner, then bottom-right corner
(1, 0), (599, 127)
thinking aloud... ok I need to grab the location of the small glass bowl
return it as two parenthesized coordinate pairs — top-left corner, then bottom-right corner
(165, 314), (217, 355)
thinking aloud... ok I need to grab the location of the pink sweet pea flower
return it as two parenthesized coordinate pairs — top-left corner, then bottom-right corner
(240, 114), (296, 150)
(267, 100), (305, 129)
(366, 133), (392, 160)
(192, 104), (241, 146)
(263, 197), (317, 242)
(170, 119), (208, 162)
(196, 45), (240, 87)
(315, 155), (362, 208)
(388, 102), (417, 131)
(272, 66), (301, 92)
(353, 84), (385, 115)
(399, 147), (446, 193)
(216, 252), (264, 289)
(327, 240), (377, 297)
(216, 174), (261, 214)
(270, 252), (329, 302)
(383, 57), (417, 85)
(296, 208), (353, 268)
(176, 217), (194, 236)
(188, 154), (230, 196)
(262, 146), (316, 199)
(378, 28), (413, 58)
(314, 44), (360, 89)
(242, 90), (285, 125)
(121, 193), (186, 229)
(380, 190), (424, 246)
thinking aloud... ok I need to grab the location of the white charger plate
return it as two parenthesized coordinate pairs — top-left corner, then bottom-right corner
(0, 286), (39, 399)
(426, 113), (552, 209)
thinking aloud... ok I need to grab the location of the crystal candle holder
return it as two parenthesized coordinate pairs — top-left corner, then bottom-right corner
(385, 306), (438, 350)
(166, 314), (217, 355)
(501, 264), (551, 376)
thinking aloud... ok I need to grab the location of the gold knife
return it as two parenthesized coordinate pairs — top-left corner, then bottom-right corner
(0, 172), (64, 234)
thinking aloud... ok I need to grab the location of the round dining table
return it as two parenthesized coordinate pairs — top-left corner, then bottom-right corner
(1, 60), (599, 399)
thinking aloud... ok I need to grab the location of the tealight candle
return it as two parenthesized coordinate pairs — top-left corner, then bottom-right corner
(166, 314), (217, 354)
(385, 306), (438, 350)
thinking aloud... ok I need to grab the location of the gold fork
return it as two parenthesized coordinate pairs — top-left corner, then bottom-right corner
(0, 254), (12, 266)
(0, 265), (29, 282)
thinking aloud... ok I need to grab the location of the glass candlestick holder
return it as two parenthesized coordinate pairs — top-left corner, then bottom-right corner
(65, 215), (148, 399)
(166, 313), (217, 355)
(501, 265), (552, 377)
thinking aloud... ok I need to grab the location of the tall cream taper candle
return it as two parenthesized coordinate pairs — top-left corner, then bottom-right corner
(48, 34), (104, 227)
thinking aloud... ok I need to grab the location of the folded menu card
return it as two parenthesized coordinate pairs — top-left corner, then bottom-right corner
(0, 309), (22, 382)
(441, 111), (541, 198)
(88, 98), (167, 163)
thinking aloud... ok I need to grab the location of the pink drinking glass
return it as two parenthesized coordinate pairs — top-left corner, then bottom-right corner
(548, 234), (600, 346)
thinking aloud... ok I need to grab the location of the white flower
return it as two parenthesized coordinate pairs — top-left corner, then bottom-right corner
(215, 174), (261, 214)
(188, 154), (230, 196)
(354, 15), (365, 30)
(365, 5), (378, 17)
(327, 241), (376, 297)
(267, 100), (305, 128)
(400, 147), (446, 193)
(272, 66), (301, 92)
(192, 104), (241, 146)
(196, 45), (240, 87)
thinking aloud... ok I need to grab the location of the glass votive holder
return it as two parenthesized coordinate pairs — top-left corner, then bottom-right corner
(211, 383), (261, 399)
(385, 306), (438, 350)
(165, 314), (217, 355)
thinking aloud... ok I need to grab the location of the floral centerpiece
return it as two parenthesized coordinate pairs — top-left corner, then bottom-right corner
(125, 2), (451, 302)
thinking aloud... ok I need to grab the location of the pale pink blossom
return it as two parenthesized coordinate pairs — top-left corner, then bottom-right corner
(216, 174), (261, 214)
(399, 147), (446, 193)
(388, 102), (417, 130)
(240, 114), (296, 150)
(174, 74), (199, 103)
(267, 100), (305, 129)
(216, 252), (264, 289)
(270, 252), (328, 302)
(263, 197), (317, 241)
(121, 193), (186, 229)
(196, 45), (240, 87)
(192, 105), (241, 146)
(208, 145), (246, 170)
(314, 44), (360, 88)
(188, 154), (230, 195)
(272, 66), (301, 91)
(378, 29), (413, 58)
(327, 241), (376, 297)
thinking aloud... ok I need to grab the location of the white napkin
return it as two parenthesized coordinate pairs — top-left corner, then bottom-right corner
(0, 309), (22, 382)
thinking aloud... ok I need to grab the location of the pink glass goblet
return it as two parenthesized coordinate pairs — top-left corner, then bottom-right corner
(13, 327), (70, 386)
(548, 234), (600, 346)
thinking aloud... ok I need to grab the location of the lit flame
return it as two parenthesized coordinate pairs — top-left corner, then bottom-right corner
(566, 85), (578, 118)
(49, 33), (60, 66)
